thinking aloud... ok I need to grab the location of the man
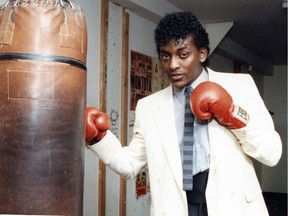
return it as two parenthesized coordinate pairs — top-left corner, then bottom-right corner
(85, 12), (282, 216)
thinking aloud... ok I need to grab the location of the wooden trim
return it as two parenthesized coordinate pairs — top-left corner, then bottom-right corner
(99, 0), (109, 215)
(119, 8), (129, 216)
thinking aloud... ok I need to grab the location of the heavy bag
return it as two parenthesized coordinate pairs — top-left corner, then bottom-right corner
(0, 0), (87, 215)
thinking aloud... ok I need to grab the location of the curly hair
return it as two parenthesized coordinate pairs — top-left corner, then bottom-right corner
(154, 11), (210, 67)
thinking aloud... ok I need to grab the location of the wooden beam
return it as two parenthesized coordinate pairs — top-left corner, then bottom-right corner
(119, 8), (129, 216)
(99, 0), (109, 215)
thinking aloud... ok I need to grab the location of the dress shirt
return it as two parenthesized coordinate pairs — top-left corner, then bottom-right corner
(173, 69), (210, 175)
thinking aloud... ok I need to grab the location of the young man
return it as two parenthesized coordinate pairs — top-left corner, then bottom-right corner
(85, 12), (282, 216)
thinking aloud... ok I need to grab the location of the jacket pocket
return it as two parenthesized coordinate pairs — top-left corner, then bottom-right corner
(243, 185), (262, 203)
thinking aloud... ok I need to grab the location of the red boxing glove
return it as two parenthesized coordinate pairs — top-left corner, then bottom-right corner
(85, 107), (111, 144)
(190, 81), (249, 129)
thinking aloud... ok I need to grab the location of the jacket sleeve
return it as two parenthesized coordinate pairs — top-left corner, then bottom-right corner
(87, 102), (147, 179)
(231, 75), (282, 166)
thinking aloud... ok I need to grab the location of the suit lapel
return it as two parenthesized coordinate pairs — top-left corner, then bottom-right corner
(152, 85), (183, 192)
(151, 72), (222, 198)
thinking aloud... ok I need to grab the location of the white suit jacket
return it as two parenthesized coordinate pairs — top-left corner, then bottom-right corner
(89, 68), (282, 216)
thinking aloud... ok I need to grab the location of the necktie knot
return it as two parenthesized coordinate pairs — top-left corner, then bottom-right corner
(184, 86), (193, 96)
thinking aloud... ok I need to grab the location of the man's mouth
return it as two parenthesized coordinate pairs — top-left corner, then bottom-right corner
(170, 72), (184, 81)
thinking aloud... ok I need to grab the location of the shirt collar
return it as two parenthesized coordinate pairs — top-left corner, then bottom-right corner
(191, 68), (209, 89)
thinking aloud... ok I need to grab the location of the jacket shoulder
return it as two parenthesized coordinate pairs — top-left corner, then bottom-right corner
(137, 85), (172, 105)
(208, 68), (253, 81)
(207, 68), (255, 88)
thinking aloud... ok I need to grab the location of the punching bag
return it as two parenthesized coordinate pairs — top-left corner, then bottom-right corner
(0, 0), (87, 215)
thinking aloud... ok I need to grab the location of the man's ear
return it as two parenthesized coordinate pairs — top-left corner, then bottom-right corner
(199, 48), (208, 63)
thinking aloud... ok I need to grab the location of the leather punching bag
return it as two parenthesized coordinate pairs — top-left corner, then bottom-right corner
(0, 0), (87, 215)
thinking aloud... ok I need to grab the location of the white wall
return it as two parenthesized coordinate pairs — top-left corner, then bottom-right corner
(125, 11), (157, 216)
(106, 2), (122, 216)
(80, 0), (102, 215)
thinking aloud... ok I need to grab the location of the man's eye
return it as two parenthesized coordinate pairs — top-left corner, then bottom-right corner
(161, 54), (170, 60)
(180, 53), (188, 58)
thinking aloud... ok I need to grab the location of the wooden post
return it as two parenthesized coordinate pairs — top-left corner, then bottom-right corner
(119, 8), (129, 216)
(99, 0), (109, 215)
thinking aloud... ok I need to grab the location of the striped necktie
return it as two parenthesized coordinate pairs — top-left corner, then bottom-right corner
(183, 86), (194, 191)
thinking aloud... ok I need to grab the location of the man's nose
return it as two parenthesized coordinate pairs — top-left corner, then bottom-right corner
(169, 56), (180, 70)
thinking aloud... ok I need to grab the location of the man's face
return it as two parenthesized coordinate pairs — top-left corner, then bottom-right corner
(159, 37), (207, 89)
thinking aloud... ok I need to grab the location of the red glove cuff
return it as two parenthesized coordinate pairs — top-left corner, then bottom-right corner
(229, 105), (249, 129)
